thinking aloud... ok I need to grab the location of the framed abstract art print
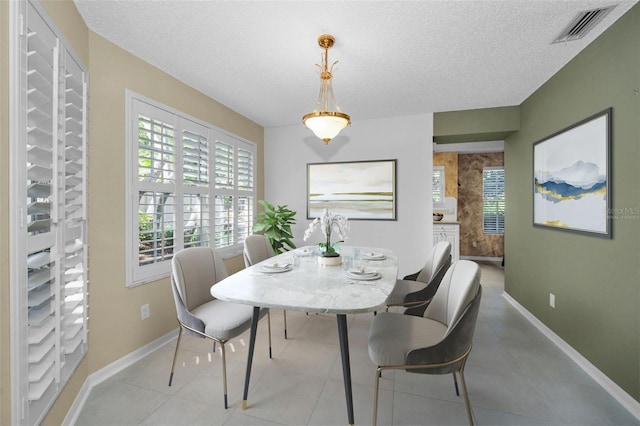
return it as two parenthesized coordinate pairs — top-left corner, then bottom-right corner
(533, 108), (612, 238)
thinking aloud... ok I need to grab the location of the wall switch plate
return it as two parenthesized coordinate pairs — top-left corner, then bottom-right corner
(141, 303), (150, 320)
(549, 293), (555, 308)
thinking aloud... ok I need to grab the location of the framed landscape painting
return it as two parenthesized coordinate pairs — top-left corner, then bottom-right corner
(533, 108), (612, 238)
(307, 159), (397, 220)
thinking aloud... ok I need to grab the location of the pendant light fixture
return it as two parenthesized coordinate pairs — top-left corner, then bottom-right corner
(302, 34), (351, 144)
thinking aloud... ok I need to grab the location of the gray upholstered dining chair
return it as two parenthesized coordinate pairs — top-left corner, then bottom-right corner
(385, 241), (452, 315)
(243, 235), (287, 340)
(368, 260), (482, 425)
(168, 246), (269, 409)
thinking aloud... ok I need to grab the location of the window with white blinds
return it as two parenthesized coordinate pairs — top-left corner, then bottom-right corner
(432, 166), (445, 205)
(483, 167), (505, 234)
(10, 1), (89, 424)
(126, 93), (256, 286)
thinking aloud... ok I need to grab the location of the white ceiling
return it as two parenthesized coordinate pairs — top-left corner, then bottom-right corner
(73, 0), (637, 129)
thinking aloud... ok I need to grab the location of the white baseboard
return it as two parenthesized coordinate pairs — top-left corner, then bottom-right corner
(63, 329), (178, 426)
(502, 292), (640, 421)
(460, 255), (503, 263)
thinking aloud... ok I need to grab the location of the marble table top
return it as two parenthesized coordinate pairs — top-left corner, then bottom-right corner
(211, 246), (398, 314)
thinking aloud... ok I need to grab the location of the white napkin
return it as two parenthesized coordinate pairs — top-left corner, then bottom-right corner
(297, 247), (315, 256)
(362, 252), (386, 260)
(259, 262), (292, 273)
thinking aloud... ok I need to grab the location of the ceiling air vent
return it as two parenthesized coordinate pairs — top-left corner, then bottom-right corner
(552, 5), (616, 44)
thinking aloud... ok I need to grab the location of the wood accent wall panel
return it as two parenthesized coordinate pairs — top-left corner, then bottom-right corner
(433, 151), (458, 199)
(458, 153), (504, 258)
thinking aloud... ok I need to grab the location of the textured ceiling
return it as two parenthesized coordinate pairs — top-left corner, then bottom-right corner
(73, 0), (637, 128)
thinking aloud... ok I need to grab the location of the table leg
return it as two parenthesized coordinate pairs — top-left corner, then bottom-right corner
(242, 306), (261, 410)
(337, 314), (355, 425)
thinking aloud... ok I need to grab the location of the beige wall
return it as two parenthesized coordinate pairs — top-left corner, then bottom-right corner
(458, 153), (504, 258)
(71, 31), (262, 424)
(1, 1), (264, 423)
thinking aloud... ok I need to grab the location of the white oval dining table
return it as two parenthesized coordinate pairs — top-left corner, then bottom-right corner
(210, 246), (398, 425)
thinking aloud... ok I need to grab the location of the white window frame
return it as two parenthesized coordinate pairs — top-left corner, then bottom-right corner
(432, 166), (446, 206)
(125, 91), (256, 287)
(482, 166), (505, 235)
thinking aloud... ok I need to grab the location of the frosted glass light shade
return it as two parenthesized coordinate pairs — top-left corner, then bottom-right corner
(303, 112), (350, 144)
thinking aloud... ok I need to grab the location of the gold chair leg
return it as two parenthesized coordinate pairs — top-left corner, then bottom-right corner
(372, 367), (382, 426)
(458, 365), (474, 426)
(221, 342), (228, 409)
(168, 327), (183, 386)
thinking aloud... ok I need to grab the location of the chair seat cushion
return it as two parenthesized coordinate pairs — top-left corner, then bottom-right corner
(192, 299), (261, 341)
(368, 312), (447, 366)
(385, 279), (427, 305)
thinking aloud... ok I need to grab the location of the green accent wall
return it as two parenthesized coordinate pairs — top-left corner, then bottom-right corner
(434, 106), (520, 143)
(505, 3), (640, 401)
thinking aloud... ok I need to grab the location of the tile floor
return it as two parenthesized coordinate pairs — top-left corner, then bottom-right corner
(76, 262), (639, 425)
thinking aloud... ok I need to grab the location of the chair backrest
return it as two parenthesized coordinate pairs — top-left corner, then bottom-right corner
(172, 247), (228, 312)
(416, 241), (451, 284)
(406, 285), (482, 372)
(243, 235), (275, 267)
(423, 260), (481, 336)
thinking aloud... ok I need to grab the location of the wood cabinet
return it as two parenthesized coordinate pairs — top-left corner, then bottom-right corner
(433, 222), (460, 262)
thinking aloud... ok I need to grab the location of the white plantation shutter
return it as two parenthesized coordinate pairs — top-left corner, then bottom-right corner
(237, 147), (255, 241)
(131, 100), (177, 283)
(60, 50), (88, 370)
(215, 140), (234, 190)
(213, 141), (234, 247)
(182, 122), (211, 248)
(432, 166), (445, 205)
(183, 129), (209, 187)
(483, 167), (505, 234)
(12, 1), (89, 424)
(213, 139), (256, 248)
(137, 115), (175, 184)
(214, 194), (234, 248)
(184, 193), (210, 249)
(127, 94), (256, 286)
(237, 147), (254, 191)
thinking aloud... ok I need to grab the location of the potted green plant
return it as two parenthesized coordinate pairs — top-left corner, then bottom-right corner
(252, 200), (297, 254)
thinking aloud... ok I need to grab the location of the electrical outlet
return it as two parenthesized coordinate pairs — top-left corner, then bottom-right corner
(549, 293), (555, 308)
(141, 303), (150, 320)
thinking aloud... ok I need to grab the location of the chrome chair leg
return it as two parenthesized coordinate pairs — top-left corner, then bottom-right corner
(168, 327), (183, 386)
(372, 367), (382, 426)
(221, 342), (228, 409)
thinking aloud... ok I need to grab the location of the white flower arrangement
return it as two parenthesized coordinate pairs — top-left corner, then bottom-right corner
(303, 209), (349, 257)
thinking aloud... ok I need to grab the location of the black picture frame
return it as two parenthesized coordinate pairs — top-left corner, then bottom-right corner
(307, 159), (397, 220)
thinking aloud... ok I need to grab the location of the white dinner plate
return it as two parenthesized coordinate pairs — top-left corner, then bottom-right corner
(344, 271), (381, 281)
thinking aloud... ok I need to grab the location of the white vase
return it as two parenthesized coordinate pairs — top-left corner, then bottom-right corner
(317, 255), (342, 266)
